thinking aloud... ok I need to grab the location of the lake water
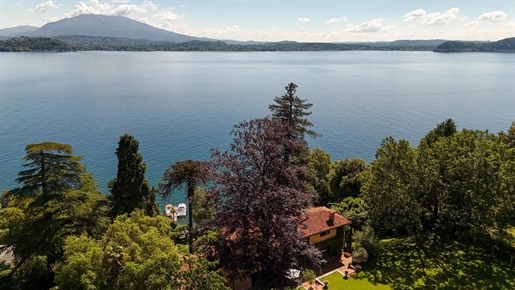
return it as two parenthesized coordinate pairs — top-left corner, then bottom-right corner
(1, 51), (514, 210)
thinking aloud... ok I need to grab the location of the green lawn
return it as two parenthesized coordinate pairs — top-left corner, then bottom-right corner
(301, 238), (514, 290)
(361, 238), (515, 289)
(320, 272), (391, 290)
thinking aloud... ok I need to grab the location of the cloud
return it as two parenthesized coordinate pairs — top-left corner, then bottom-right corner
(111, 0), (130, 2)
(64, 0), (113, 17)
(142, 0), (157, 11)
(403, 8), (459, 26)
(63, 0), (154, 18)
(326, 16), (347, 24)
(300, 27), (305, 31)
(298, 17), (310, 22)
(225, 25), (240, 32)
(32, 0), (62, 12)
(467, 11), (507, 25)
(153, 9), (184, 21)
(502, 21), (514, 28)
(16, 2), (22, 6)
(113, 4), (147, 16)
(346, 19), (393, 33)
(460, 16), (468, 21)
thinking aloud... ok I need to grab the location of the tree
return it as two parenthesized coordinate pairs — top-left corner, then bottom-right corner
(54, 210), (229, 290)
(206, 118), (323, 288)
(306, 148), (333, 206)
(499, 121), (515, 148)
(54, 210), (182, 290)
(329, 158), (367, 202)
(361, 137), (426, 238)
(269, 82), (319, 140)
(180, 256), (230, 290)
(362, 129), (515, 243)
(108, 134), (157, 219)
(331, 197), (369, 231)
(421, 118), (457, 147)
(160, 160), (211, 254)
(0, 142), (108, 288)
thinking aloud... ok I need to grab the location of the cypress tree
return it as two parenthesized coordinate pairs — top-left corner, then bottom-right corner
(108, 134), (157, 219)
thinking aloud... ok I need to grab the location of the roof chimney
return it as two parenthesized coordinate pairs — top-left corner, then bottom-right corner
(329, 210), (336, 221)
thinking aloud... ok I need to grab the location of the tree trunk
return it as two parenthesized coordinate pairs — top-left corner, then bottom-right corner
(188, 184), (194, 254)
(510, 254), (514, 268)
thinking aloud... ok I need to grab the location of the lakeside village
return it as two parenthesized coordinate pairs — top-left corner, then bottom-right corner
(1, 83), (515, 290)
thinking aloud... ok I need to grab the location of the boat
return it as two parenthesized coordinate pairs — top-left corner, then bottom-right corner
(165, 204), (175, 218)
(177, 203), (186, 218)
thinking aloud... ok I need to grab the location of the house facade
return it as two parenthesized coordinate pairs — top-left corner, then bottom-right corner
(299, 207), (352, 257)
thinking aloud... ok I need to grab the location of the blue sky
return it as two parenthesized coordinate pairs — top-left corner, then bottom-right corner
(1, 0), (514, 42)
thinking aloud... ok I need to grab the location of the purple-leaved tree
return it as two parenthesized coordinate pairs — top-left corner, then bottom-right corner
(205, 117), (323, 289)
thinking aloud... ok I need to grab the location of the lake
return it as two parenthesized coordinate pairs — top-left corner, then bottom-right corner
(1, 51), (513, 210)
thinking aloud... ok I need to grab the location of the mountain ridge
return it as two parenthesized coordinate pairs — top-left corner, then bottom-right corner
(25, 14), (209, 43)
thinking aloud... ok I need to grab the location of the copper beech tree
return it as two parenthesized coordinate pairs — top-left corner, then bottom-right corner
(205, 118), (323, 289)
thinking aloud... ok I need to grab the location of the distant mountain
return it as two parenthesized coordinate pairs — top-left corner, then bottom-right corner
(26, 14), (208, 43)
(0, 25), (39, 37)
(344, 39), (447, 48)
(434, 37), (515, 52)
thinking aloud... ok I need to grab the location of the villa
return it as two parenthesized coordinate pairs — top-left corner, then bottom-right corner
(227, 206), (352, 290)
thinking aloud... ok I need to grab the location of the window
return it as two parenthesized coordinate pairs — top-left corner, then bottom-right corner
(320, 230), (330, 237)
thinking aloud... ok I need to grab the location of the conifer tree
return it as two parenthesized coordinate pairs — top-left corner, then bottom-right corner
(0, 142), (108, 288)
(269, 82), (319, 139)
(108, 134), (157, 219)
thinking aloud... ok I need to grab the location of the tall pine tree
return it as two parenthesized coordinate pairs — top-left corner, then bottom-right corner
(269, 82), (319, 140)
(0, 142), (108, 288)
(108, 134), (157, 219)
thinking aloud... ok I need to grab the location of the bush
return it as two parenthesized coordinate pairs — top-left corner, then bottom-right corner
(352, 247), (368, 265)
(353, 226), (382, 258)
(302, 269), (316, 285)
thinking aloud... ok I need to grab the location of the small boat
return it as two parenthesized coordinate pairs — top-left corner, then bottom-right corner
(177, 203), (186, 218)
(165, 204), (175, 218)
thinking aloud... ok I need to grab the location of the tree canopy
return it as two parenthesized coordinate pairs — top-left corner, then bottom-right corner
(54, 209), (229, 290)
(362, 128), (515, 243)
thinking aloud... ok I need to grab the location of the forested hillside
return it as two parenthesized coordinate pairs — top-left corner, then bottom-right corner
(434, 37), (515, 52)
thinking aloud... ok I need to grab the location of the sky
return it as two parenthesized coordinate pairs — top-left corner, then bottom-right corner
(1, 0), (514, 42)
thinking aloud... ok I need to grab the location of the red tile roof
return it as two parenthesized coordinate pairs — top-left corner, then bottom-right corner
(298, 207), (351, 237)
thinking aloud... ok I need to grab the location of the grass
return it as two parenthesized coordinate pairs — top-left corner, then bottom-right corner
(320, 272), (391, 290)
(361, 237), (515, 289)
(300, 237), (514, 289)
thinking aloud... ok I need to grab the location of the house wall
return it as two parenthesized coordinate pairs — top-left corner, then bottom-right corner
(310, 227), (345, 257)
(309, 228), (337, 244)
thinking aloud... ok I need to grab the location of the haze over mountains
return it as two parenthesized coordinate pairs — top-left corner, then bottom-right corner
(0, 25), (38, 38)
